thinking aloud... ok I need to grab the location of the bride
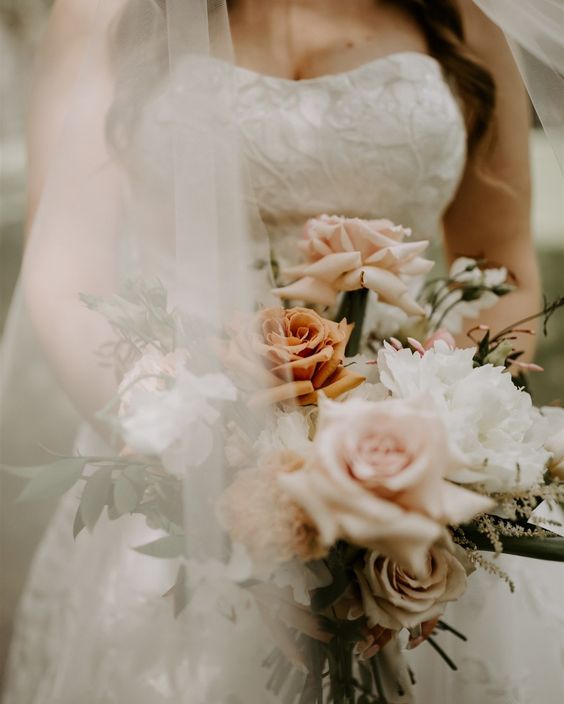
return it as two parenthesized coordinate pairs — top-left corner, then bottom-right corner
(1, 1), (563, 702)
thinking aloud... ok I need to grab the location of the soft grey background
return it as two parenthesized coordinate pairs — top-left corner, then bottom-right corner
(0, 0), (563, 684)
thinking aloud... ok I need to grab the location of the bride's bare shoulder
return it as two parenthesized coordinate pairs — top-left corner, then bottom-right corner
(457, 0), (511, 61)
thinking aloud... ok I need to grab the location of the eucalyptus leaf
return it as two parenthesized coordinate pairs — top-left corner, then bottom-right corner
(113, 474), (140, 515)
(1, 464), (48, 480)
(80, 467), (113, 532)
(73, 507), (86, 539)
(173, 563), (188, 618)
(134, 535), (185, 559)
(123, 465), (148, 486)
(17, 459), (86, 502)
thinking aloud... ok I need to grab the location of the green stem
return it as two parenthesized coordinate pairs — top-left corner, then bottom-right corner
(463, 528), (564, 562)
(335, 289), (370, 357)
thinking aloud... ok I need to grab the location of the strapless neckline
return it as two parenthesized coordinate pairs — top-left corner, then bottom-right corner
(233, 51), (442, 86)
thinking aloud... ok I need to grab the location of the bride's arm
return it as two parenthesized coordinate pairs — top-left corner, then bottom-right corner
(444, 1), (540, 361)
(23, 0), (126, 427)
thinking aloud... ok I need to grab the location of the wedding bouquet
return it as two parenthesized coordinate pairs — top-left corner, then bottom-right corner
(7, 215), (564, 703)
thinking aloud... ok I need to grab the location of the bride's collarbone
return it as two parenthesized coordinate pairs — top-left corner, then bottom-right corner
(233, 35), (430, 82)
(296, 37), (429, 81)
(231, 7), (429, 81)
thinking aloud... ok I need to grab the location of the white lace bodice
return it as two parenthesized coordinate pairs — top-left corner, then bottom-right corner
(234, 52), (466, 266)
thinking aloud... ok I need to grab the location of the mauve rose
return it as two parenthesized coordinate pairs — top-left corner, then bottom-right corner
(280, 397), (493, 575)
(273, 215), (433, 316)
(222, 307), (365, 406)
(356, 545), (469, 631)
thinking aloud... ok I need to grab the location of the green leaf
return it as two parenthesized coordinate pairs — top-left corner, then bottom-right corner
(80, 467), (113, 532)
(17, 459), (86, 502)
(173, 563), (188, 618)
(123, 465), (148, 486)
(73, 506), (86, 539)
(134, 535), (185, 559)
(113, 474), (140, 515)
(1, 464), (47, 480)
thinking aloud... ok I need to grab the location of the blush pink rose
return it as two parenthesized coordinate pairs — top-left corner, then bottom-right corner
(273, 215), (433, 316)
(280, 397), (493, 575)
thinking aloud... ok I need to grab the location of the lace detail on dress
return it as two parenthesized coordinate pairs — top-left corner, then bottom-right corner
(234, 52), (466, 270)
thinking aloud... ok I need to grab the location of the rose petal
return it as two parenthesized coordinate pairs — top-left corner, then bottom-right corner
(298, 251), (363, 283)
(272, 277), (338, 306)
(248, 380), (315, 407)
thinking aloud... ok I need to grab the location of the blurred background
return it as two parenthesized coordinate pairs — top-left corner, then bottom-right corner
(0, 0), (563, 683)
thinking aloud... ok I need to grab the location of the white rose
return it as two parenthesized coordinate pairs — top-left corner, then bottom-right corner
(120, 369), (236, 469)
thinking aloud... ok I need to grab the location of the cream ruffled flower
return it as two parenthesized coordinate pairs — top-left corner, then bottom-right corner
(218, 450), (326, 569)
(119, 368), (236, 465)
(272, 215), (433, 316)
(280, 397), (493, 576)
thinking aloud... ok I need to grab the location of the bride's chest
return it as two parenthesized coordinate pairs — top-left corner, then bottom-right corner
(234, 52), (467, 239)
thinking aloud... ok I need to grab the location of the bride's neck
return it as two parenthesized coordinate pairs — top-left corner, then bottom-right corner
(228, 1), (377, 22)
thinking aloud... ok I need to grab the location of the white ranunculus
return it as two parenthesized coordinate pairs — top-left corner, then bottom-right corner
(377, 343), (550, 491)
(378, 341), (475, 409)
(120, 369), (237, 467)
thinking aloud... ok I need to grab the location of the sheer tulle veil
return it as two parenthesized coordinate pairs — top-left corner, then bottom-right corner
(474, 0), (564, 171)
(0, 0), (562, 701)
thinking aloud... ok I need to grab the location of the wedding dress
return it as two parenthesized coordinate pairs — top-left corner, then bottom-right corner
(3, 51), (563, 704)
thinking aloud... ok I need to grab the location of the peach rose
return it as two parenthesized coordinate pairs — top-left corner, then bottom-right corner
(356, 545), (469, 631)
(280, 397), (493, 575)
(222, 306), (365, 406)
(217, 450), (326, 567)
(273, 215), (433, 316)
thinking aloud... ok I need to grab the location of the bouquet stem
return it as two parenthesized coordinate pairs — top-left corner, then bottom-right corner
(336, 289), (369, 357)
(464, 528), (564, 562)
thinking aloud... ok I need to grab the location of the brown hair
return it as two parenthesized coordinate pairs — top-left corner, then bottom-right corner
(109, 0), (496, 154)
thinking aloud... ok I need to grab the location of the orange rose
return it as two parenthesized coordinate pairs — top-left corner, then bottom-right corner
(222, 307), (365, 406)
